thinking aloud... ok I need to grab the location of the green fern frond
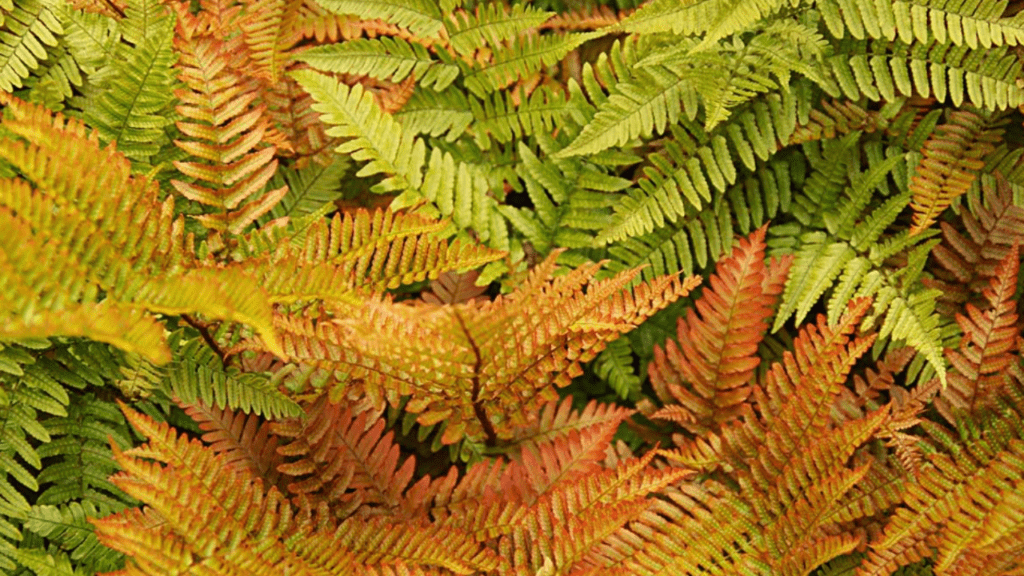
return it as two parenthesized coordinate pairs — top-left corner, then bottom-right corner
(471, 84), (586, 151)
(827, 42), (1024, 110)
(605, 198), (736, 279)
(313, 0), (445, 38)
(592, 337), (642, 400)
(393, 86), (473, 140)
(22, 501), (125, 573)
(35, 394), (135, 508)
(158, 335), (302, 420)
(817, 0), (1024, 47)
(446, 2), (553, 56)
(261, 156), (348, 222)
(82, 9), (176, 163)
(297, 36), (459, 90)
(461, 31), (596, 97)
(0, 0), (62, 92)
(616, 0), (794, 40)
(292, 68), (506, 244)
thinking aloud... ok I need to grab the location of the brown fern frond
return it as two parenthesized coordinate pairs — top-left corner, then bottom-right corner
(275, 252), (700, 445)
(182, 401), (285, 491)
(170, 16), (287, 235)
(262, 70), (339, 167)
(272, 395), (413, 519)
(937, 244), (1022, 420)
(909, 108), (1000, 235)
(926, 173), (1024, 313)
(648, 226), (791, 434)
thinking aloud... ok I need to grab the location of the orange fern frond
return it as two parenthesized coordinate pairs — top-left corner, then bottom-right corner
(909, 108), (1000, 234)
(239, 0), (305, 84)
(509, 396), (633, 450)
(182, 401), (286, 491)
(99, 403), (502, 575)
(274, 253), (700, 445)
(649, 225), (791, 434)
(937, 244), (1022, 419)
(616, 304), (886, 575)
(272, 395), (414, 518)
(170, 16), (287, 234)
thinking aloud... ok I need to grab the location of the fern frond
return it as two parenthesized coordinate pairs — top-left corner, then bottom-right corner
(235, 208), (503, 303)
(238, 0), (303, 84)
(160, 335), (302, 419)
(171, 21), (287, 234)
(817, 0), (1024, 48)
(938, 244), (1020, 417)
(826, 42), (1024, 110)
(445, 2), (552, 56)
(292, 68), (504, 243)
(908, 108), (999, 234)
(22, 501), (125, 573)
(0, 0), (62, 92)
(262, 156), (348, 222)
(82, 5), (177, 163)
(313, 0), (445, 38)
(0, 94), (283, 361)
(273, 395), (414, 516)
(928, 173), (1024, 306)
(274, 252), (700, 445)
(461, 31), (596, 97)
(297, 36), (458, 90)
(650, 226), (791, 434)
(471, 84), (585, 151)
(96, 403), (502, 575)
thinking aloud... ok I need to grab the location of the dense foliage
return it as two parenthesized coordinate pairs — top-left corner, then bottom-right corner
(3, 0), (1024, 574)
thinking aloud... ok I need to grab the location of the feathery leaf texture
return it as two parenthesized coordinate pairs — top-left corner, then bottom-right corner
(274, 251), (700, 444)
(650, 225), (792, 433)
(0, 93), (282, 362)
(908, 108), (998, 234)
(170, 9), (288, 234)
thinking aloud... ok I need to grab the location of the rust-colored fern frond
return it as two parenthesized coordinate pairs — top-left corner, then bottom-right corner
(615, 301), (888, 575)
(274, 252), (700, 445)
(271, 395), (419, 520)
(170, 11), (288, 235)
(263, 71), (340, 167)
(909, 108), (1000, 235)
(182, 401), (286, 492)
(96, 403), (502, 575)
(649, 225), (791, 434)
(926, 173), (1024, 312)
(937, 244), (1022, 420)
